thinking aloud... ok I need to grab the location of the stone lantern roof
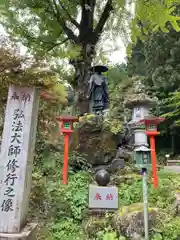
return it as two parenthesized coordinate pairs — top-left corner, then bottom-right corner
(124, 79), (158, 109)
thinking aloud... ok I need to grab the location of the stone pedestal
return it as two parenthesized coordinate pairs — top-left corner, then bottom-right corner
(0, 223), (37, 240)
(0, 85), (39, 236)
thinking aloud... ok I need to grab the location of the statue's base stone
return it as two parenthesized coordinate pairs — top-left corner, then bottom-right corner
(0, 223), (37, 240)
(87, 209), (117, 216)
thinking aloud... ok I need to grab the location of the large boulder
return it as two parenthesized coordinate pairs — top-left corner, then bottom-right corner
(170, 191), (180, 216)
(72, 114), (117, 166)
(116, 147), (132, 161)
(113, 203), (158, 239)
(175, 191), (180, 215)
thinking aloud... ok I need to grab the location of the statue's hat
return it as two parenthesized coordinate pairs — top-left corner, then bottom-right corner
(90, 65), (108, 73)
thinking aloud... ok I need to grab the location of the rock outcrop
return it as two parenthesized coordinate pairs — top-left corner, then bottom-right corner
(71, 114), (132, 171)
(72, 114), (117, 165)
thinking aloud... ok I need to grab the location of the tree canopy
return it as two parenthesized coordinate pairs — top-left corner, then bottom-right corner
(0, 0), (179, 114)
(0, 36), (68, 148)
(0, 36), (67, 102)
(0, 0), (179, 59)
(127, 3), (180, 153)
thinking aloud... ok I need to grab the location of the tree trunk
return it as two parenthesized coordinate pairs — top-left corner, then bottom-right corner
(74, 62), (90, 115)
(71, 44), (95, 115)
(171, 133), (175, 155)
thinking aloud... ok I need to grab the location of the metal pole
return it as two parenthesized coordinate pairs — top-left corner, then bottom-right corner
(142, 168), (149, 240)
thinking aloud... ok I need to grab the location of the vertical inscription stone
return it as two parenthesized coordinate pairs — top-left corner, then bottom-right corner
(0, 85), (39, 233)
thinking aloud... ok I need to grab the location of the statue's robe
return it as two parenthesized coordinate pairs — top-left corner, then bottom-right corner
(87, 73), (108, 113)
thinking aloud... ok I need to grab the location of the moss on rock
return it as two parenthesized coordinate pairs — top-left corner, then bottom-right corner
(72, 114), (117, 165)
(113, 203), (158, 238)
(84, 216), (109, 237)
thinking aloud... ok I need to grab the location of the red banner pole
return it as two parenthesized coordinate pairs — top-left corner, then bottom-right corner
(63, 134), (69, 184)
(149, 135), (158, 188)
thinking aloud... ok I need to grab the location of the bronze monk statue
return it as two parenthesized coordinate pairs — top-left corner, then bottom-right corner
(87, 65), (109, 114)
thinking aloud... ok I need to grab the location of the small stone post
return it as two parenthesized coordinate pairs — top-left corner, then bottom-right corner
(0, 85), (39, 239)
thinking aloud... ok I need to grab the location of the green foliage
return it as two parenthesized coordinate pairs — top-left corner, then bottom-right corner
(162, 91), (180, 128)
(30, 150), (92, 239)
(116, 169), (180, 239)
(103, 232), (117, 240)
(0, 0), (179, 115)
(132, 0), (180, 41)
(48, 219), (85, 240)
(0, 0), (126, 57)
(30, 143), (180, 240)
(148, 172), (177, 209)
(0, 0), (179, 61)
(118, 169), (180, 209)
(105, 64), (132, 134)
(151, 216), (180, 240)
(0, 38), (67, 111)
(43, 170), (90, 221)
(118, 180), (142, 206)
(68, 151), (92, 171)
(160, 217), (180, 239)
(103, 232), (126, 240)
(127, 0), (180, 56)
(127, 39), (146, 77)
(0, 36), (68, 167)
(128, 4), (180, 153)
(61, 171), (90, 220)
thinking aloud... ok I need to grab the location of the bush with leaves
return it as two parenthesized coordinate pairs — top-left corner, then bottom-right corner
(48, 219), (85, 240)
(151, 216), (180, 240)
(30, 153), (91, 238)
(30, 147), (180, 240)
(68, 151), (92, 172)
(105, 64), (132, 135)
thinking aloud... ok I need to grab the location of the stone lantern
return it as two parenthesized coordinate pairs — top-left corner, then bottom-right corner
(124, 79), (158, 166)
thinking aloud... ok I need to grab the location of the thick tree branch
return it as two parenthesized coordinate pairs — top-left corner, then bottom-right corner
(79, 0), (96, 43)
(61, 21), (79, 43)
(57, 0), (80, 29)
(92, 0), (113, 44)
(47, 38), (69, 51)
(50, 0), (78, 43)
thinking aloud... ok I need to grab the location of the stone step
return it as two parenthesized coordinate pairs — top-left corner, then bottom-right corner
(164, 166), (180, 173)
(167, 160), (180, 166)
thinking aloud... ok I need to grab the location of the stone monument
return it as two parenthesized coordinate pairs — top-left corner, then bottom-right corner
(0, 85), (39, 239)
